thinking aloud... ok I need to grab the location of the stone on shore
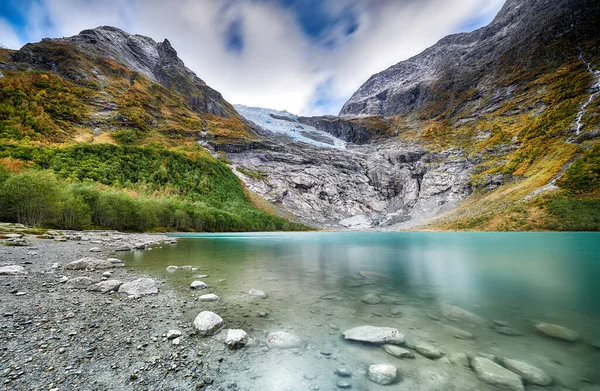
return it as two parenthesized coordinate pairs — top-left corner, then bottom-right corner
(167, 330), (182, 340)
(248, 289), (268, 298)
(266, 331), (304, 349)
(500, 359), (552, 386)
(471, 357), (524, 391)
(89, 247), (102, 252)
(0, 265), (27, 275)
(199, 294), (220, 302)
(343, 326), (404, 345)
(383, 344), (414, 358)
(535, 323), (579, 342)
(190, 281), (208, 290)
(65, 257), (124, 270)
(193, 311), (224, 336)
(88, 279), (123, 293)
(118, 278), (160, 297)
(115, 245), (132, 251)
(367, 364), (398, 385)
(66, 276), (95, 289)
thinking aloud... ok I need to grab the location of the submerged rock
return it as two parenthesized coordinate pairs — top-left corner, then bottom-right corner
(367, 364), (397, 385)
(500, 359), (552, 386)
(535, 323), (579, 342)
(471, 357), (524, 391)
(448, 352), (470, 367)
(248, 289), (268, 298)
(493, 325), (523, 336)
(198, 293), (220, 302)
(193, 311), (224, 336)
(361, 293), (382, 304)
(383, 344), (414, 358)
(190, 281), (208, 290)
(88, 279), (123, 293)
(441, 304), (485, 324)
(0, 265), (27, 275)
(343, 326), (404, 345)
(266, 331), (304, 348)
(444, 325), (474, 339)
(415, 342), (443, 359)
(166, 265), (178, 272)
(118, 278), (160, 297)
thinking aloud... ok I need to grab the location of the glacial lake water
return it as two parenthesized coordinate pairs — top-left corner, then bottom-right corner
(122, 232), (600, 390)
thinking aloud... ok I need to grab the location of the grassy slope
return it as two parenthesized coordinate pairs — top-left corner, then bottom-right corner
(0, 44), (308, 232)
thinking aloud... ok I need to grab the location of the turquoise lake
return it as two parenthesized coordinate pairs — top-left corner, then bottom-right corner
(122, 232), (600, 390)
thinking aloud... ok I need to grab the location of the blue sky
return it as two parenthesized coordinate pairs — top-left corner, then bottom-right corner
(0, 0), (505, 115)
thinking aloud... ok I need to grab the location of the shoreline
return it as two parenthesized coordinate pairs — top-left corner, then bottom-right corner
(0, 229), (238, 390)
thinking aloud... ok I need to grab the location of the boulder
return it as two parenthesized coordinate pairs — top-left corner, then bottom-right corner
(193, 311), (224, 336)
(248, 289), (268, 298)
(266, 331), (304, 349)
(343, 326), (404, 345)
(221, 329), (249, 349)
(88, 279), (123, 293)
(0, 265), (27, 275)
(471, 357), (524, 391)
(500, 359), (552, 386)
(198, 293), (220, 302)
(535, 323), (579, 342)
(66, 277), (95, 289)
(118, 278), (160, 297)
(190, 281), (208, 290)
(367, 364), (397, 385)
(65, 257), (124, 270)
(383, 344), (414, 358)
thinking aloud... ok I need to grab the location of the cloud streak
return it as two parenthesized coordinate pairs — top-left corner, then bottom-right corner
(1, 0), (505, 115)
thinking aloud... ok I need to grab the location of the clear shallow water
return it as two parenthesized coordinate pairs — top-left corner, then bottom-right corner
(122, 232), (600, 390)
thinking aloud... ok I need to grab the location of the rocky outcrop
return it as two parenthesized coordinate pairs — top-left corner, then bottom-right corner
(296, 115), (393, 144)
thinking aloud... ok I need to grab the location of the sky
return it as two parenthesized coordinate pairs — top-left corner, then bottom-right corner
(0, 0), (506, 115)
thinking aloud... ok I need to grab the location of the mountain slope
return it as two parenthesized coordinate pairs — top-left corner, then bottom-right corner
(337, 0), (600, 230)
(0, 27), (306, 232)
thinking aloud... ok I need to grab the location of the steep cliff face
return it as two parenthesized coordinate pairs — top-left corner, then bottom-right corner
(340, 0), (600, 119)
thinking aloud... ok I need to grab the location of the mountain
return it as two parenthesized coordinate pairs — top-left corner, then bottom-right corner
(332, 0), (600, 230)
(0, 27), (306, 232)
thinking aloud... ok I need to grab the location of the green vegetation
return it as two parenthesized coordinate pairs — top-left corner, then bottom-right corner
(0, 167), (308, 232)
(545, 197), (600, 231)
(558, 145), (600, 195)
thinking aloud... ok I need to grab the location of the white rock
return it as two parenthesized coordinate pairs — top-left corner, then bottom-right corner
(0, 265), (27, 275)
(51, 263), (60, 269)
(64, 257), (123, 270)
(222, 329), (249, 349)
(199, 294), (220, 302)
(167, 330), (182, 340)
(343, 326), (404, 345)
(193, 311), (224, 336)
(535, 323), (579, 342)
(501, 358), (552, 386)
(367, 364), (397, 385)
(171, 337), (181, 345)
(115, 245), (132, 251)
(190, 281), (208, 290)
(59, 276), (69, 283)
(471, 357), (524, 391)
(88, 279), (123, 293)
(166, 266), (178, 272)
(266, 331), (304, 349)
(248, 289), (268, 298)
(89, 247), (102, 252)
(339, 215), (372, 229)
(415, 342), (443, 359)
(118, 278), (160, 297)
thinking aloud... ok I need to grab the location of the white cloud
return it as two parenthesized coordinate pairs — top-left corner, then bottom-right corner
(0, 18), (23, 49)
(14, 0), (505, 115)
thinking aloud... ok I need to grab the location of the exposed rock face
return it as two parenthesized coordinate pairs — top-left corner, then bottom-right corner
(296, 115), (392, 144)
(228, 132), (473, 229)
(10, 26), (237, 117)
(340, 0), (600, 118)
